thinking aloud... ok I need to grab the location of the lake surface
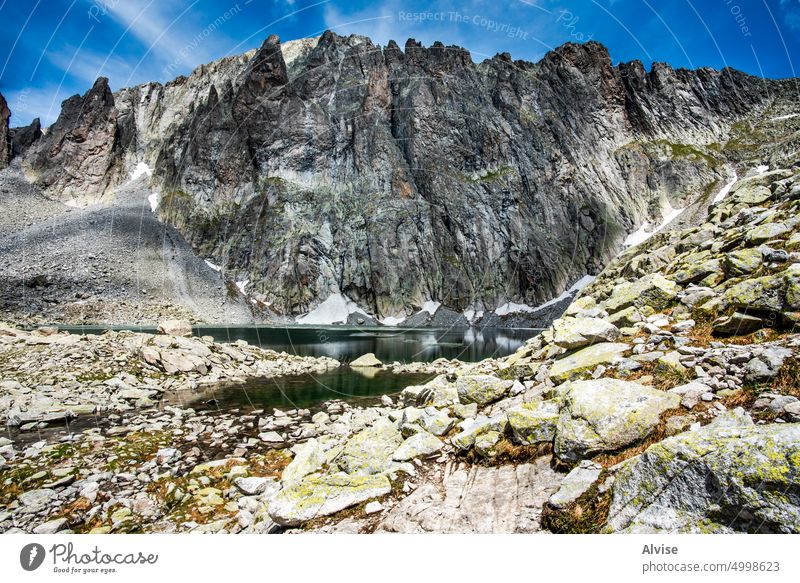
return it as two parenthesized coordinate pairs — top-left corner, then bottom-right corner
(56, 325), (539, 416)
(62, 325), (538, 363)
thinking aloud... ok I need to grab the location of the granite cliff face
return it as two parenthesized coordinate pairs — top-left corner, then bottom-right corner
(9, 33), (800, 323)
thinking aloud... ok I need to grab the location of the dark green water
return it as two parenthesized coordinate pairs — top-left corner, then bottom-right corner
(166, 369), (436, 412)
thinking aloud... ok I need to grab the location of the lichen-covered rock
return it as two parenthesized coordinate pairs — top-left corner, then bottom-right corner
(725, 248), (762, 277)
(398, 375), (458, 407)
(548, 342), (630, 384)
(548, 460), (602, 509)
(336, 417), (402, 475)
(506, 400), (560, 445)
(655, 351), (687, 375)
(671, 253), (722, 284)
(604, 274), (679, 314)
(474, 430), (504, 457)
(417, 407), (455, 436)
(455, 375), (513, 406)
(554, 379), (680, 463)
(451, 415), (508, 450)
(392, 430), (443, 461)
(269, 472), (391, 526)
(606, 410), (800, 533)
(746, 222), (791, 245)
(723, 272), (786, 312)
(282, 438), (325, 483)
(551, 317), (620, 349)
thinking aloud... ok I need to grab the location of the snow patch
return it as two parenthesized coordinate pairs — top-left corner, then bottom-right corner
(236, 280), (249, 295)
(769, 113), (799, 122)
(495, 275), (596, 317)
(129, 162), (152, 181)
(624, 202), (685, 248)
(756, 165), (769, 174)
(495, 302), (535, 316)
(297, 293), (367, 325)
(567, 274), (596, 294)
(712, 174), (738, 204)
(421, 301), (441, 315)
(147, 192), (160, 212)
(463, 308), (484, 323)
(64, 199), (81, 208)
(205, 260), (222, 272)
(380, 315), (406, 327)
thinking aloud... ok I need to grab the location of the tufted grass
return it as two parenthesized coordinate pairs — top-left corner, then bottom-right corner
(541, 481), (612, 534)
(772, 358), (800, 398)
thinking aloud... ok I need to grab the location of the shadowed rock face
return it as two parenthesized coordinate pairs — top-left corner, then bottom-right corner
(9, 117), (42, 158)
(23, 77), (123, 203)
(0, 93), (10, 169)
(15, 33), (800, 320)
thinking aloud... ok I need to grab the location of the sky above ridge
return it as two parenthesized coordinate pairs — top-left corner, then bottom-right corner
(1, 0), (799, 126)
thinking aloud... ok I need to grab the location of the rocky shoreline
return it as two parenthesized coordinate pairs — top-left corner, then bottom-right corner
(2, 164), (800, 534)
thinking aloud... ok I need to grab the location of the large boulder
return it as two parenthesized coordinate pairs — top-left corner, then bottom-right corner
(548, 342), (630, 384)
(606, 410), (800, 533)
(157, 319), (193, 337)
(281, 439), (325, 484)
(604, 274), (679, 314)
(554, 379), (680, 463)
(723, 273), (786, 312)
(350, 353), (382, 367)
(506, 400), (560, 445)
(551, 317), (620, 349)
(455, 375), (513, 406)
(336, 417), (402, 475)
(269, 472), (391, 526)
(392, 431), (443, 461)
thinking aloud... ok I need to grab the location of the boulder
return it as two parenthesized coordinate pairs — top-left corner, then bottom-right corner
(551, 317), (620, 349)
(159, 350), (208, 374)
(336, 418), (402, 475)
(350, 353), (382, 367)
(455, 375), (513, 406)
(723, 273), (786, 312)
(269, 472), (391, 526)
(474, 430), (504, 457)
(713, 312), (765, 336)
(506, 400), (560, 445)
(746, 222), (791, 245)
(555, 379), (680, 463)
(282, 439), (325, 483)
(451, 415), (508, 450)
(392, 431), (443, 461)
(157, 319), (193, 337)
(604, 274), (679, 314)
(724, 248), (762, 277)
(607, 410), (800, 533)
(548, 342), (630, 384)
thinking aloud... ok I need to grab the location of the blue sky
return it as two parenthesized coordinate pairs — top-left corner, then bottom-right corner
(1, 0), (799, 125)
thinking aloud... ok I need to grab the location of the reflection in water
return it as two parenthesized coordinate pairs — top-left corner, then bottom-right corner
(194, 326), (539, 363)
(61, 325), (539, 363)
(168, 370), (437, 412)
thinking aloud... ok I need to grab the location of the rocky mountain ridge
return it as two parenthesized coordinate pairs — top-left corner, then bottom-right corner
(2, 33), (799, 325)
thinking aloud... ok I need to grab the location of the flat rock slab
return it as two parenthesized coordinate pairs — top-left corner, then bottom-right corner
(377, 458), (563, 533)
